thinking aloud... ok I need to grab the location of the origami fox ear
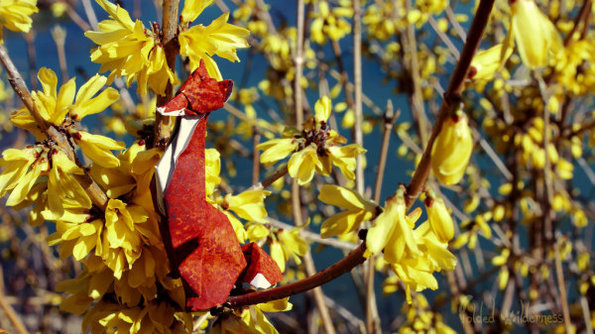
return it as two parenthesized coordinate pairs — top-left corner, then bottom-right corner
(156, 59), (233, 117)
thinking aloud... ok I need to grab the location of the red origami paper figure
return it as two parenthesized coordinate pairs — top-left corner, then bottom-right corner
(154, 60), (283, 311)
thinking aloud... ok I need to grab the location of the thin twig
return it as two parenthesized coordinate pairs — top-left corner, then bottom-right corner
(0, 291), (28, 334)
(267, 218), (357, 251)
(50, 26), (69, 84)
(563, 0), (592, 45)
(554, 242), (572, 332)
(373, 100), (397, 202)
(260, 164), (289, 188)
(61, 0), (91, 31)
(252, 127), (261, 185)
(366, 100), (396, 334)
(404, 0), (429, 145)
(353, 0), (364, 195)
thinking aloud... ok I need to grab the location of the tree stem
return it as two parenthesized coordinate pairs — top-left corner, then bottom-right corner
(154, 0), (180, 149)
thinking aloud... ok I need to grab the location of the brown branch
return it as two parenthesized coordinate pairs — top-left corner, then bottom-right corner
(227, 244), (366, 308)
(0, 43), (109, 210)
(563, 0), (592, 46)
(373, 100), (397, 203)
(260, 164), (289, 188)
(353, 0), (364, 195)
(405, 0), (495, 209)
(153, 0), (180, 149)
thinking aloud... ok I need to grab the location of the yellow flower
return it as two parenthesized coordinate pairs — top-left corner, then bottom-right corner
(102, 199), (155, 279)
(424, 192), (454, 243)
(225, 188), (271, 222)
(325, 143), (367, 180)
(431, 112), (473, 185)
(0, 145), (49, 206)
(257, 138), (299, 167)
(49, 218), (103, 261)
(46, 150), (92, 219)
(318, 184), (378, 238)
(247, 223), (271, 242)
(468, 44), (512, 81)
(238, 298), (292, 334)
(178, 0), (250, 80)
(85, 0), (177, 95)
(181, 0), (214, 23)
(72, 131), (125, 168)
(259, 97), (366, 185)
(205, 148), (222, 197)
(0, 0), (38, 41)
(384, 219), (456, 303)
(310, 0), (353, 45)
(11, 67), (120, 140)
(413, 221), (457, 272)
(212, 298), (291, 334)
(510, 0), (562, 69)
(270, 227), (309, 272)
(288, 144), (318, 185)
(365, 187), (419, 264)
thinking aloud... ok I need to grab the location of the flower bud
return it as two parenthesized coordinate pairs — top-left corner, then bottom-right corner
(511, 0), (561, 69)
(431, 112), (473, 185)
(425, 193), (454, 243)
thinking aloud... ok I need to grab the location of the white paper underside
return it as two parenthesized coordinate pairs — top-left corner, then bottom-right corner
(249, 273), (272, 289)
(154, 112), (204, 215)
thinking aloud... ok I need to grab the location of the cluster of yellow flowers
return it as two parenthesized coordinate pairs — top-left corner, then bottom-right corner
(258, 96), (367, 185)
(0, 0), (38, 41)
(86, 0), (249, 95)
(310, 0), (353, 44)
(317, 183), (458, 303)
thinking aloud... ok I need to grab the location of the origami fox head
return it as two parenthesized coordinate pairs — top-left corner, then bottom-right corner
(156, 59), (233, 117)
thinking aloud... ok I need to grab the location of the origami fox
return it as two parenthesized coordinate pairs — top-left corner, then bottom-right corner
(154, 60), (282, 311)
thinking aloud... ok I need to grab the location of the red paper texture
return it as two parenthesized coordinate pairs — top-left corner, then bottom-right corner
(156, 60), (282, 311)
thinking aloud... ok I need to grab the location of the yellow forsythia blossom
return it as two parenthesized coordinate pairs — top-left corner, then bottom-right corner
(178, 0), (250, 80)
(270, 227), (309, 272)
(431, 112), (473, 185)
(258, 96), (366, 185)
(510, 0), (562, 69)
(424, 192), (455, 243)
(318, 184), (378, 238)
(9, 67), (125, 167)
(0, 145), (48, 206)
(0, 0), (38, 41)
(366, 186), (456, 303)
(212, 298), (292, 334)
(225, 188), (271, 222)
(365, 187), (419, 263)
(469, 44), (512, 82)
(222, 188), (271, 243)
(11, 68), (119, 135)
(310, 0), (353, 44)
(85, 0), (177, 95)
